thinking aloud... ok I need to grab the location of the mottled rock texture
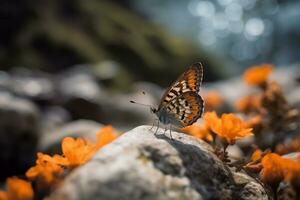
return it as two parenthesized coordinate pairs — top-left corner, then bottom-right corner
(48, 126), (270, 200)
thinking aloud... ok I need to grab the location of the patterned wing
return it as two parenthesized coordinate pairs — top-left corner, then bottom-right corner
(165, 91), (204, 127)
(158, 63), (203, 110)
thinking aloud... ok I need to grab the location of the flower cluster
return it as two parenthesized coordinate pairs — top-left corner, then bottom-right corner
(209, 112), (253, 144)
(237, 64), (300, 197)
(0, 177), (33, 200)
(0, 125), (118, 199)
(247, 65), (298, 142)
(183, 112), (253, 145)
(181, 123), (213, 142)
(181, 112), (218, 142)
(26, 153), (65, 186)
(26, 125), (118, 186)
(254, 152), (300, 188)
(245, 150), (300, 188)
(185, 64), (300, 198)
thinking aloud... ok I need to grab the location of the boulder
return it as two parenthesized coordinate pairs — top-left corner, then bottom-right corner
(48, 126), (270, 200)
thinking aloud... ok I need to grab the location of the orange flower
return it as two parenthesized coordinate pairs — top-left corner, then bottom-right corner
(209, 113), (253, 144)
(26, 153), (63, 185)
(0, 177), (33, 200)
(202, 111), (219, 130)
(235, 95), (261, 113)
(183, 112), (252, 144)
(181, 112), (220, 142)
(57, 126), (118, 167)
(243, 64), (273, 86)
(251, 149), (263, 162)
(96, 125), (118, 149)
(181, 124), (213, 142)
(260, 153), (284, 185)
(203, 91), (224, 110)
(61, 137), (96, 167)
(260, 153), (300, 187)
(244, 149), (266, 173)
(26, 126), (119, 185)
(0, 192), (8, 200)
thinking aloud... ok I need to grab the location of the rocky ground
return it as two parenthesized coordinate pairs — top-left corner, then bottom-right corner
(0, 63), (299, 199)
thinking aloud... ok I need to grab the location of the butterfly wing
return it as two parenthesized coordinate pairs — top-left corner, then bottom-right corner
(165, 91), (204, 127)
(158, 63), (203, 110)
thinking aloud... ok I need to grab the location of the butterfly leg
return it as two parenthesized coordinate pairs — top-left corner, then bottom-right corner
(154, 120), (160, 136)
(163, 127), (167, 135)
(149, 119), (158, 131)
(169, 124), (173, 140)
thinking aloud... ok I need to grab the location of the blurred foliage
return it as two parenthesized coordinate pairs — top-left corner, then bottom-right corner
(0, 0), (224, 87)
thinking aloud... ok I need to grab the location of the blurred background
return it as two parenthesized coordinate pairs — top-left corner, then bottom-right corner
(0, 0), (299, 182)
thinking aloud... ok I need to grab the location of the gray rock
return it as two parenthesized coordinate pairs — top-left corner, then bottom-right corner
(48, 126), (270, 200)
(0, 91), (40, 179)
(10, 68), (55, 102)
(233, 172), (271, 200)
(38, 120), (103, 155)
(58, 71), (104, 121)
(40, 106), (71, 134)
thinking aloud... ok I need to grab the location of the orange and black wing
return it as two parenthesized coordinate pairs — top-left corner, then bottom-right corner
(158, 63), (203, 110)
(165, 91), (204, 127)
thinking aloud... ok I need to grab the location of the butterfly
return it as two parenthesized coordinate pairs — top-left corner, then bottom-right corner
(149, 63), (204, 133)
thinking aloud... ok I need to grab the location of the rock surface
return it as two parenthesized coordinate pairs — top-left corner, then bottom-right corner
(48, 126), (270, 200)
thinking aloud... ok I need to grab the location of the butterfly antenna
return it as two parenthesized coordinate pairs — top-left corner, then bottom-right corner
(130, 100), (153, 108)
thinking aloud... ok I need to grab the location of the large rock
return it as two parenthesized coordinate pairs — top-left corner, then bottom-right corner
(48, 126), (270, 200)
